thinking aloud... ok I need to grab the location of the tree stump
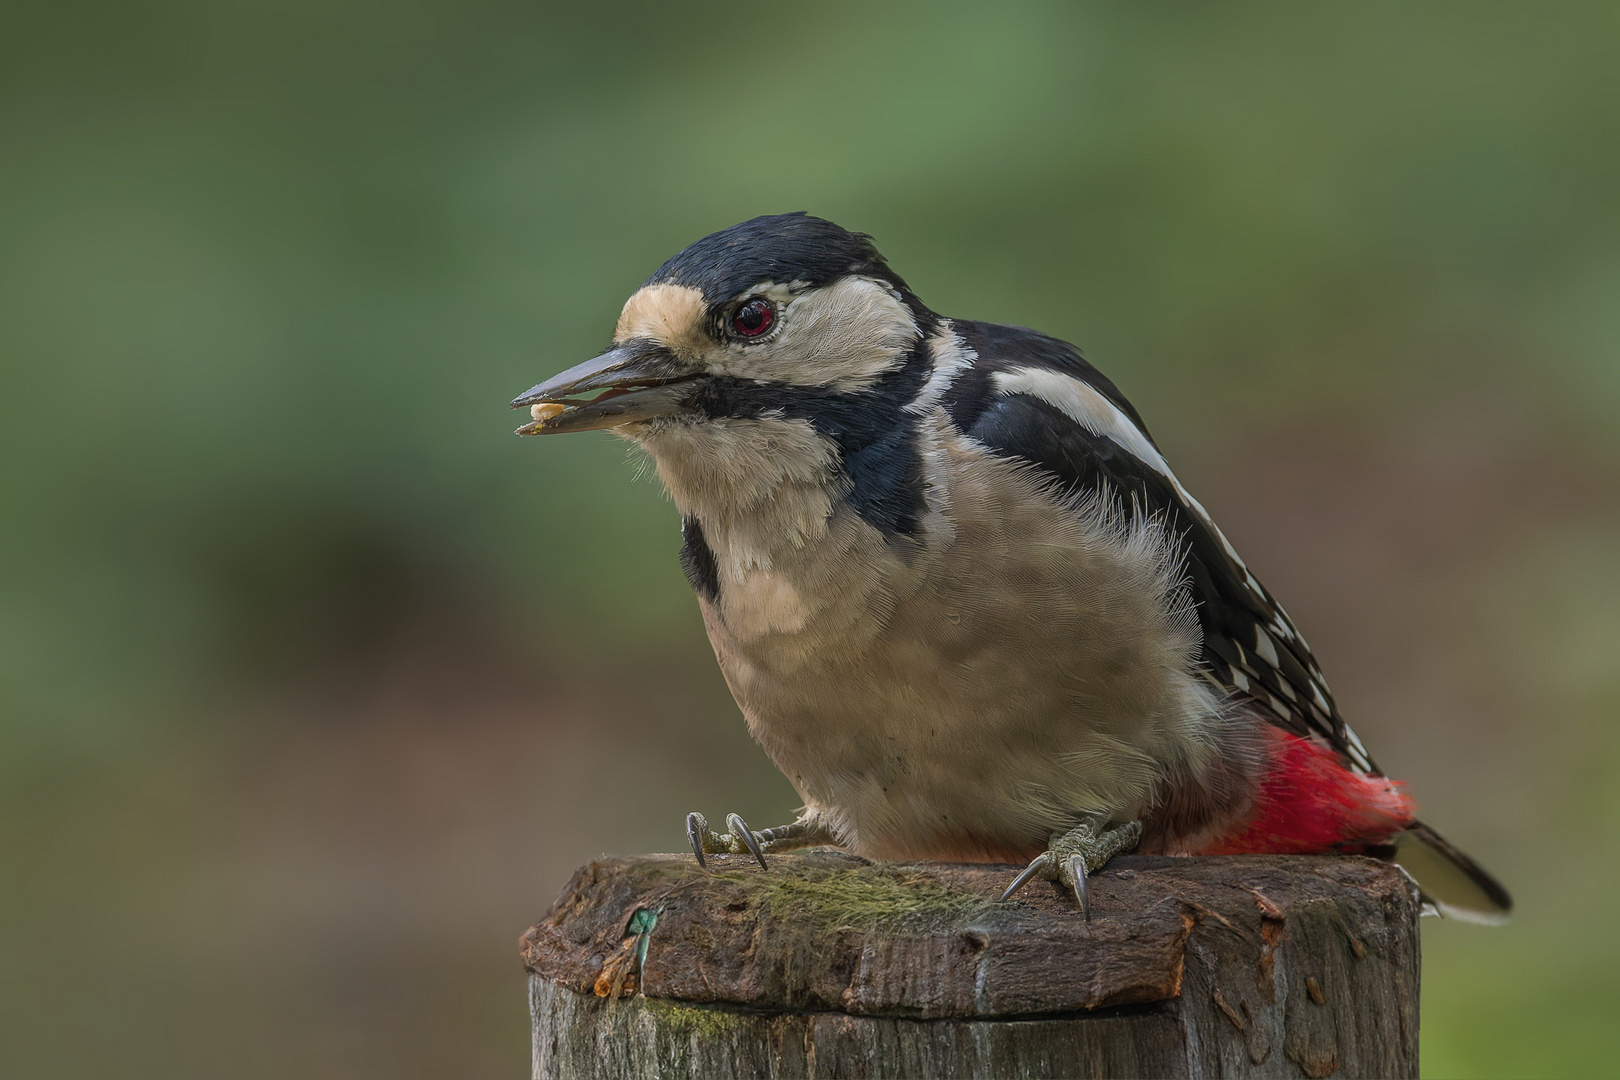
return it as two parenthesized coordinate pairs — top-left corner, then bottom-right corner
(522, 851), (1420, 1079)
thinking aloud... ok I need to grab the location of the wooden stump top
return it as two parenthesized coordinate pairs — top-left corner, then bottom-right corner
(522, 850), (1418, 1023)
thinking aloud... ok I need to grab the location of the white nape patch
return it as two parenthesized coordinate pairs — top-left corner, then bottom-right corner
(711, 275), (917, 392)
(906, 321), (974, 415)
(613, 282), (708, 357)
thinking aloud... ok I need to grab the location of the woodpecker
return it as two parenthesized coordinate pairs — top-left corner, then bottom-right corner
(512, 213), (1512, 922)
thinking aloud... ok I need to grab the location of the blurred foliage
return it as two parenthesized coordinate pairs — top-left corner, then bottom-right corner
(2, 2), (1618, 1076)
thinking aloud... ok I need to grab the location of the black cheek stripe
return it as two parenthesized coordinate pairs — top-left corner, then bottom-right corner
(689, 332), (937, 542)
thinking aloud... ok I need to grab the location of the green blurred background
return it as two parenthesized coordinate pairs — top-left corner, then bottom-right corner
(3, 2), (1617, 1076)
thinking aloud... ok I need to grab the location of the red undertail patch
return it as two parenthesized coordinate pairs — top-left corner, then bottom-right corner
(1197, 728), (1416, 855)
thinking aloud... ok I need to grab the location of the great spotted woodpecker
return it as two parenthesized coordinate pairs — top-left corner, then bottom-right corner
(512, 213), (1511, 922)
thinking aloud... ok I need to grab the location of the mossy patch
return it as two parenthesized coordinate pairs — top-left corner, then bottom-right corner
(713, 862), (996, 933)
(640, 997), (738, 1041)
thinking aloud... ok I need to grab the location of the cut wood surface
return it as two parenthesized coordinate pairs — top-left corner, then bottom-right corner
(524, 851), (1420, 1079)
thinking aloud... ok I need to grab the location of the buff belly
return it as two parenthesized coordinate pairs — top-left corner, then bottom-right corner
(692, 425), (1240, 863)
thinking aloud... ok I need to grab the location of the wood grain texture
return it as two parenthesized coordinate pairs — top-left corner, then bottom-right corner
(525, 851), (1420, 1079)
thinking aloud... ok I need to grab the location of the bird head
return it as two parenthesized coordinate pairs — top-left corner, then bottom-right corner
(511, 213), (933, 439)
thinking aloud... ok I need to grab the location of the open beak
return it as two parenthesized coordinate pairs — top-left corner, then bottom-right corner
(510, 340), (695, 435)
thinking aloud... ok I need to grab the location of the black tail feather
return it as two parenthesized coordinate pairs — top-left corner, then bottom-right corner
(1393, 820), (1513, 924)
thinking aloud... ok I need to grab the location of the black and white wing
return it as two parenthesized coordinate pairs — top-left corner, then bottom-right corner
(939, 319), (1378, 775)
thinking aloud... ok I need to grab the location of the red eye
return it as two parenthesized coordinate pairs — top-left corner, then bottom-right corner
(732, 297), (774, 338)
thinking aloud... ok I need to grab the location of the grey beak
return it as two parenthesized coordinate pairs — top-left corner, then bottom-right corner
(511, 341), (695, 435)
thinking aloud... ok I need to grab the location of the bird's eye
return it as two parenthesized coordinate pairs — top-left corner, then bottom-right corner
(731, 297), (775, 338)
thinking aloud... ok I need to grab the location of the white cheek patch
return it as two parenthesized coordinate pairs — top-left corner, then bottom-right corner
(713, 276), (917, 392)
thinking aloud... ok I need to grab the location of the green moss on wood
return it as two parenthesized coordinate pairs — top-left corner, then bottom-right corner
(713, 861), (996, 932)
(640, 998), (739, 1041)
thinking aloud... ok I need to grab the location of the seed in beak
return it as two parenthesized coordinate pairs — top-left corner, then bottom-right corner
(530, 402), (567, 422)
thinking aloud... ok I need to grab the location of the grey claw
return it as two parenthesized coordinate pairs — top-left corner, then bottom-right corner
(686, 812), (708, 869)
(1068, 853), (1090, 921)
(728, 812), (768, 870)
(999, 853), (1051, 902)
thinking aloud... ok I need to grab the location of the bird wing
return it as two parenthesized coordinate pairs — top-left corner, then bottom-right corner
(939, 319), (1378, 775)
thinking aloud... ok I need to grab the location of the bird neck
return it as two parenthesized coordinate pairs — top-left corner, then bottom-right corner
(636, 414), (850, 574)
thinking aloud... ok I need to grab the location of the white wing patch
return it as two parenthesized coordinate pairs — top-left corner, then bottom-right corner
(992, 367), (1172, 478)
(1254, 627), (1279, 667)
(990, 367), (1269, 594)
(1311, 682), (1332, 714)
(1343, 725), (1372, 767)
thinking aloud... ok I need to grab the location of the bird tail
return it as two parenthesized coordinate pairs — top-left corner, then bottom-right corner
(1392, 820), (1513, 924)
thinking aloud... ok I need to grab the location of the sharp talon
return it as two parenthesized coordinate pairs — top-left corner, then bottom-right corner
(685, 812), (708, 869)
(999, 853), (1050, 902)
(728, 812), (768, 870)
(1068, 853), (1090, 921)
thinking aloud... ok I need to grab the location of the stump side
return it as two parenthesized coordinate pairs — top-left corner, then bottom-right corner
(525, 853), (1420, 1079)
(531, 980), (1194, 1080)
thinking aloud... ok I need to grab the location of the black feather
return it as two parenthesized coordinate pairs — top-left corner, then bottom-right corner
(951, 321), (1156, 443)
(648, 213), (910, 304)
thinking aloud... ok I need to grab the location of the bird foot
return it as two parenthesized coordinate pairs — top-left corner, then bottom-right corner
(998, 818), (1144, 919)
(685, 811), (834, 870)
